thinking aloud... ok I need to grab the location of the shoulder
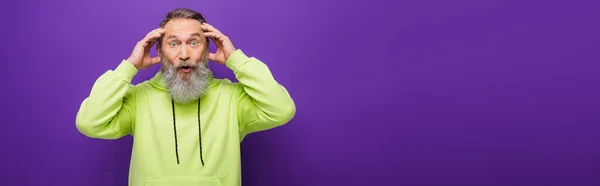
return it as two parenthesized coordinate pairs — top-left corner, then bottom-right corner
(209, 77), (241, 90)
(208, 77), (244, 97)
(125, 80), (156, 98)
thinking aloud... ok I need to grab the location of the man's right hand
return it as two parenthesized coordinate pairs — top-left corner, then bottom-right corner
(126, 28), (165, 70)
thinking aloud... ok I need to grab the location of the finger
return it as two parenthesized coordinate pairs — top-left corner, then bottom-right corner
(151, 56), (162, 64)
(143, 31), (164, 45)
(204, 32), (229, 43)
(147, 28), (165, 36)
(145, 40), (158, 53)
(142, 28), (165, 43)
(155, 28), (165, 33)
(141, 33), (163, 48)
(208, 52), (217, 61)
(203, 32), (223, 48)
(203, 32), (223, 41)
(211, 37), (222, 49)
(141, 39), (157, 53)
(201, 23), (222, 34)
(145, 32), (163, 42)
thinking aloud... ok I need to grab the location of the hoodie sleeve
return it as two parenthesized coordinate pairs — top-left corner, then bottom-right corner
(226, 49), (296, 139)
(76, 60), (138, 139)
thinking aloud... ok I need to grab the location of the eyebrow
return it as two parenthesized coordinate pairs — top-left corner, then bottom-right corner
(167, 32), (202, 40)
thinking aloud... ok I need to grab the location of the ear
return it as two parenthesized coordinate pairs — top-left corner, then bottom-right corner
(156, 33), (164, 50)
(155, 46), (163, 62)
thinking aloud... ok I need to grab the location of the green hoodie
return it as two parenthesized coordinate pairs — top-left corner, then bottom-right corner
(75, 49), (296, 186)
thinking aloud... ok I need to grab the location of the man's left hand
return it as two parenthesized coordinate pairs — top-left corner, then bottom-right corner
(202, 23), (236, 65)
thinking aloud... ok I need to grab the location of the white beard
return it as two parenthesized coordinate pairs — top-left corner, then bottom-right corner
(160, 54), (211, 104)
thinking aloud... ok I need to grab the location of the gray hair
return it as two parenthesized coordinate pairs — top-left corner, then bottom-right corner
(157, 8), (209, 50)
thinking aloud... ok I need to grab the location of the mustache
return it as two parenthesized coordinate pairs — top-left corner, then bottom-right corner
(168, 61), (199, 68)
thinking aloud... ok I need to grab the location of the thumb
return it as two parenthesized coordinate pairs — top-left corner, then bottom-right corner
(208, 53), (217, 61)
(151, 56), (162, 65)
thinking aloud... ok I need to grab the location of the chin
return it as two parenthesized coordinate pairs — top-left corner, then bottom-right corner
(177, 70), (195, 81)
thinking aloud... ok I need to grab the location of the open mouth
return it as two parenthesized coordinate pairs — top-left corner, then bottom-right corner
(179, 65), (193, 73)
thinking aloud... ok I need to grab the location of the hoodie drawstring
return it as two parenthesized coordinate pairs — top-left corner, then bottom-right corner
(171, 99), (205, 166)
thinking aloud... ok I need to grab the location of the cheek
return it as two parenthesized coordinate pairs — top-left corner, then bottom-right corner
(191, 48), (208, 60)
(161, 50), (179, 62)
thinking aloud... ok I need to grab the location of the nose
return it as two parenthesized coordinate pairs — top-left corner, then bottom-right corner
(179, 45), (190, 61)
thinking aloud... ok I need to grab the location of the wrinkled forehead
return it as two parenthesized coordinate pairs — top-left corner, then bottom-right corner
(163, 18), (204, 38)
(160, 18), (208, 46)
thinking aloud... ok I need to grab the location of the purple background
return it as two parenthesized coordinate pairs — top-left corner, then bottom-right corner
(1, 0), (599, 185)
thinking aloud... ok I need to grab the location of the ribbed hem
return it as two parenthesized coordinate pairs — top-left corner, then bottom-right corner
(225, 49), (250, 74)
(114, 60), (138, 82)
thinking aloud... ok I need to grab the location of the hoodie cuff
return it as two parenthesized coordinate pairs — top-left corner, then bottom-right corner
(114, 60), (138, 83)
(225, 49), (250, 74)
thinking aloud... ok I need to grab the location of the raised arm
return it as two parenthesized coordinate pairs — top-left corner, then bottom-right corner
(228, 50), (296, 138)
(75, 61), (138, 139)
(201, 23), (296, 139)
(76, 28), (165, 139)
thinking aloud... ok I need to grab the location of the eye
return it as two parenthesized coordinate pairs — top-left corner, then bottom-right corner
(169, 41), (178, 47)
(190, 40), (199, 46)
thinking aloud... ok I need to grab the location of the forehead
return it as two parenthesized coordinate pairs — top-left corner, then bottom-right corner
(163, 18), (204, 37)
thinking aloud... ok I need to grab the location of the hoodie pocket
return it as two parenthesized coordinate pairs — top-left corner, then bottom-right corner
(145, 177), (222, 186)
